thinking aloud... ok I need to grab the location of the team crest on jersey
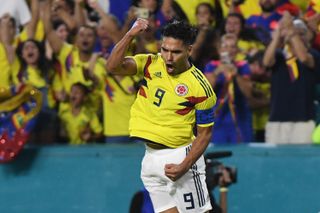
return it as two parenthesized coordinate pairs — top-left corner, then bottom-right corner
(175, 84), (188, 96)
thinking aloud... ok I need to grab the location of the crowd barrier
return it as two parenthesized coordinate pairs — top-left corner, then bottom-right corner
(1, 143), (319, 213)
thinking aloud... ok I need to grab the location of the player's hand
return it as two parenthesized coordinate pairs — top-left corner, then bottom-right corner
(164, 163), (188, 181)
(127, 18), (149, 37)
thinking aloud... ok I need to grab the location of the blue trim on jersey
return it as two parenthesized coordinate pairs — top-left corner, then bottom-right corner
(196, 108), (214, 125)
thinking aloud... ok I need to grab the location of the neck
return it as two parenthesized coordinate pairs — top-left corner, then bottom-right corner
(71, 105), (81, 115)
(79, 51), (92, 62)
(176, 62), (192, 75)
(28, 63), (38, 69)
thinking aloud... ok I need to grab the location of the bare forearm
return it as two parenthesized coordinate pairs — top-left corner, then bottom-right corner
(288, 33), (314, 67)
(0, 19), (15, 64)
(190, 29), (208, 61)
(1, 42), (15, 64)
(107, 18), (148, 75)
(59, 11), (77, 33)
(27, 0), (39, 39)
(42, 2), (63, 54)
(263, 34), (280, 67)
(74, 1), (86, 28)
(181, 127), (212, 170)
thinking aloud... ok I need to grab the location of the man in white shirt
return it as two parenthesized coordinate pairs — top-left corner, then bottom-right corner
(0, 0), (31, 29)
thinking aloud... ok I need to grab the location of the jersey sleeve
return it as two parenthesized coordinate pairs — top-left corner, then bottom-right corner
(195, 74), (217, 127)
(129, 54), (150, 77)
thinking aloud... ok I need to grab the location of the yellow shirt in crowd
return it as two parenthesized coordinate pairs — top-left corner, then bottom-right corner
(58, 102), (102, 145)
(100, 75), (138, 137)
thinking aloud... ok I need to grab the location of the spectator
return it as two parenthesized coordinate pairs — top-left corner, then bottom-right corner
(224, 13), (265, 60)
(247, 50), (271, 142)
(172, 0), (215, 25)
(263, 12), (320, 144)
(43, 0), (106, 112)
(0, 15), (16, 89)
(191, 2), (223, 70)
(246, 0), (283, 44)
(87, 0), (122, 58)
(0, 0), (31, 30)
(86, 54), (141, 144)
(14, 39), (59, 144)
(204, 33), (253, 144)
(51, 0), (86, 33)
(130, 15), (161, 54)
(58, 82), (102, 144)
(122, 0), (170, 41)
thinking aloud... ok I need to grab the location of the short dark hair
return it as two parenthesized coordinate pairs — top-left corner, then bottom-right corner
(71, 82), (90, 95)
(161, 20), (198, 45)
(52, 19), (68, 31)
(78, 25), (97, 38)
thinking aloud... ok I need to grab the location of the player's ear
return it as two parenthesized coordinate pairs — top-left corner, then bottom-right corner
(188, 45), (192, 54)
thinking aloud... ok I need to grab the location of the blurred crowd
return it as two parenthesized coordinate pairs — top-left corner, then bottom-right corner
(1, 0), (320, 145)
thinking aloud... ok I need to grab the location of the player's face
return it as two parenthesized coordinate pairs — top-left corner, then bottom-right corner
(161, 37), (191, 76)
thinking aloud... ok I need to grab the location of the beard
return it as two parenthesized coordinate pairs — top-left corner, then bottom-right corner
(260, 3), (276, 13)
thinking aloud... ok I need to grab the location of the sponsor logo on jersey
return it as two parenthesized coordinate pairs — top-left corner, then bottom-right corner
(175, 84), (188, 96)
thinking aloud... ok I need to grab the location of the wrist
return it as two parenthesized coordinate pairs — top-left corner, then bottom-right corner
(285, 29), (298, 41)
(220, 187), (228, 193)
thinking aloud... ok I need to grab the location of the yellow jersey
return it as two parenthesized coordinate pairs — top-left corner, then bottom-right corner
(100, 75), (138, 136)
(0, 43), (12, 89)
(11, 63), (47, 89)
(57, 43), (106, 93)
(129, 53), (216, 148)
(57, 43), (107, 112)
(58, 102), (102, 145)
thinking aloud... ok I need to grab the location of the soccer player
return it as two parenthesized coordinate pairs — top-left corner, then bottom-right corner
(106, 18), (216, 213)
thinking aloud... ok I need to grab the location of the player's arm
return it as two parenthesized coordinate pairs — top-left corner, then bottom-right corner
(165, 125), (212, 181)
(182, 125), (212, 168)
(106, 18), (149, 76)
